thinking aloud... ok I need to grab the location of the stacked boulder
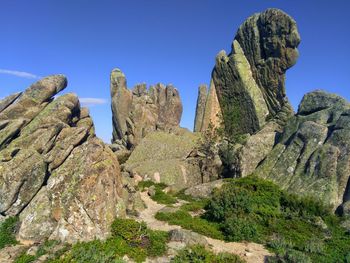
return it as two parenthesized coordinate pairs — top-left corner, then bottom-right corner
(0, 76), (125, 243)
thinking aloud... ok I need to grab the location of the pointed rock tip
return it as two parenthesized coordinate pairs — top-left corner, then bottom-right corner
(111, 68), (125, 77)
(37, 74), (68, 93)
(215, 50), (228, 64)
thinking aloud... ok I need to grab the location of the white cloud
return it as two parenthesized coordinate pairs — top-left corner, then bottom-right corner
(79, 98), (108, 106)
(0, 69), (40, 79)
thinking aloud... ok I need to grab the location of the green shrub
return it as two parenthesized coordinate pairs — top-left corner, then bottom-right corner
(138, 181), (167, 191)
(205, 177), (282, 223)
(138, 181), (177, 205)
(222, 216), (259, 242)
(280, 193), (331, 218)
(303, 238), (324, 254)
(111, 218), (168, 259)
(181, 199), (209, 212)
(0, 216), (19, 249)
(172, 245), (243, 263)
(51, 239), (128, 263)
(14, 253), (36, 263)
(175, 189), (197, 202)
(155, 210), (223, 240)
(267, 235), (294, 255)
(147, 230), (169, 257)
(138, 180), (157, 191)
(151, 189), (177, 205)
(111, 218), (147, 243)
(49, 218), (168, 263)
(36, 239), (60, 257)
(267, 249), (312, 263)
(346, 252), (350, 263)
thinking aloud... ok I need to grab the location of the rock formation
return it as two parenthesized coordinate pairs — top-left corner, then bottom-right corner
(0, 75), (125, 243)
(253, 90), (350, 214)
(111, 68), (183, 150)
(193, 80), (222, 132)
(122, 128), (221, 191)
(195, 8), (300, 136)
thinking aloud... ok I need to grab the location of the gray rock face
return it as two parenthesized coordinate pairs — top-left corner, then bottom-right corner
(122, 129), (204, 191)
(184, 179), (225, 199)
(235, 121), (282, 177)
(111, 68), (183, 150)
(209, 8), (299, 136)
(193, 85), (208, 132)
(235, 9), (300, 118)
(169, 229), (208, 247)
(0, 93), (21, 113)
(0, 75), (125, 243)
(254, 90), (350, 213)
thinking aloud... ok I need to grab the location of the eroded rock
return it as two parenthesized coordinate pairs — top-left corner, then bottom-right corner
(0, 75), (125, 244)
(111, 68), (183, 150)
(123, 129), (203, 190)
(196, 8), (300, 136)
(254, 90), (350, 212)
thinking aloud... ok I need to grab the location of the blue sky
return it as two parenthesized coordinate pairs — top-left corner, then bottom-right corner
(1, 0), (349, 142)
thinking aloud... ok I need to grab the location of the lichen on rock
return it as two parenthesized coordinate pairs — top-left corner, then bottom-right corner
(0, 75), (125, 244)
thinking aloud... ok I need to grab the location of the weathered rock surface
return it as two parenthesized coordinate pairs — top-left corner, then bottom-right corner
(0, 75), (125, 243)
(235, 121), (282, 177)
(0, 245), (28, 263)
(184, 179), (225, 199)
(254, 90), (350, 213)
(122, 128), (221, 190)
(193, 80), (222, 132)
(169, 229), (209, 247)
(123, 129), (205, 190)
(111, 68), (183, 150)
(202, 8), (299, 136)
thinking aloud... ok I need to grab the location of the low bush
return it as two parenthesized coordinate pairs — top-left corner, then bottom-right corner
(151, 188), (177, 205)
(48, 218), (168, 263)
(172, 245), (244, 263)
(14, 254), (36, 263)
(157, 176), (350, 262)
(0, 216), (19, 249)
(111, 218), (148, 243)
(180, 199), (209, 212)
(155, 210), (223, 240)
(138, 181), (177, 205)
(222, 216), (259, 242)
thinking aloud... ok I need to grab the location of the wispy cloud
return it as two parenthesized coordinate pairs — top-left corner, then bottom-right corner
(80, 98), (108, 106)
(0, 69), (40, 79)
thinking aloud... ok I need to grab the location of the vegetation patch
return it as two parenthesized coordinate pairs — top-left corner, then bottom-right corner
(172, 245), (244, 263)
(47, 218), (168, 263)
(0, 216), (19, 249)
(138, 181), (177, 205)
(156, 176), (350, 262)
(155, 210), (224, 240)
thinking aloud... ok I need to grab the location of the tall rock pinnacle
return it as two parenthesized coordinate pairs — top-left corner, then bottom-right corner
(195, 8), (300, 135)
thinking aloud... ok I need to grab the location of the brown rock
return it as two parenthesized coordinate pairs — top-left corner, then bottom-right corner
(111, 68), (183, 150)
(194, 80), (222, 132)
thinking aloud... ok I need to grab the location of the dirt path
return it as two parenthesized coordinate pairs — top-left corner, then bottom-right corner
(138, 192), (272, 263)
(137, 192), (181, 232)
